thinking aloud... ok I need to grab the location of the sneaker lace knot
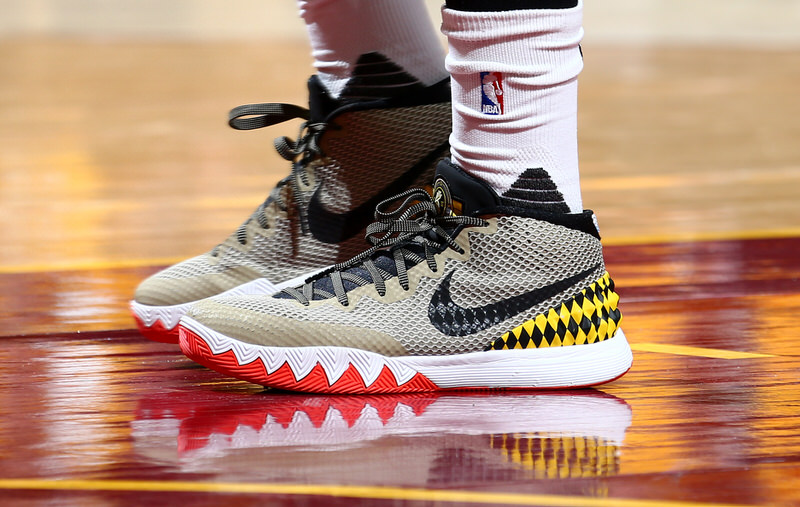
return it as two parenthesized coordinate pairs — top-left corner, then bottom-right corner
(280, 188), (487, 307)
(214, 102), (335, 253)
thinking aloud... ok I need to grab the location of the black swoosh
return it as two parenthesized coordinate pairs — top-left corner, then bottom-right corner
(428, 263), (602, 337)
(307, 140), (450, 244)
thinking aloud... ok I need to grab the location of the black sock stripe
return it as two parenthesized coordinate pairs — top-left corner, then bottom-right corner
(510, 178), (560, 191)
(500, 167), (570, 213)
(446, 0), (578, 11)
(503, 188), (567, 202)
(500, 197), (570, 213)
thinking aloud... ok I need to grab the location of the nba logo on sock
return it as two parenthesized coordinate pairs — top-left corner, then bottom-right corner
(480, 72), (504, 115)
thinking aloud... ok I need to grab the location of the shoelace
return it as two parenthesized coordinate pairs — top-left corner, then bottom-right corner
(280, 189), (488, 307)
(214, 103), (335, 254)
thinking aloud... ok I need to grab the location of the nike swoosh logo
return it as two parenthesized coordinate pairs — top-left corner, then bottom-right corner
(307, 140), (450, 244)
(428, 263), (602, 337)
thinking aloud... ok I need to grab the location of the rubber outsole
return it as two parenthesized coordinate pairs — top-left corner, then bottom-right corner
(178, 317), (633, 394)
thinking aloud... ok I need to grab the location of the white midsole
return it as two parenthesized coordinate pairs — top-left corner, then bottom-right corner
(130, 267), (329, 330)
(180, 316), (633, 389)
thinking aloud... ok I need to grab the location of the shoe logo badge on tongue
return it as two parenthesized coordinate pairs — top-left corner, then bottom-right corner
(432, 177), (458, 217)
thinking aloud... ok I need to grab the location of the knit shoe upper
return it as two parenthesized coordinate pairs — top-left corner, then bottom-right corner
(132, 76), (451, 342)
(178, 159), (632, 392)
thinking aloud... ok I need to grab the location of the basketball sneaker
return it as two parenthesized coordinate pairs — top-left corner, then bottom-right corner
(132, 75), (452, 343)
(178, 159), (633, 392)
(132, 390), (631, 487)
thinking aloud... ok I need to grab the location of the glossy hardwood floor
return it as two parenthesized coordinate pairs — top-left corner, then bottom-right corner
(1, 40), (799, 506)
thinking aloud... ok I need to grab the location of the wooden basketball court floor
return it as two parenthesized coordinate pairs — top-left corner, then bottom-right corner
(1, 39), (799, 507)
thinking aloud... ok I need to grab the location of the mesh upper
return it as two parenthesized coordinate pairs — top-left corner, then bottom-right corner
(135, 101), (451, 306)
(185, 215), (606, 356)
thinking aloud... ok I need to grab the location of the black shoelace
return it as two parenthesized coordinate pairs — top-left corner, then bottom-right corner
(213, 103), (336, 254)
(280, 189), (487, 307)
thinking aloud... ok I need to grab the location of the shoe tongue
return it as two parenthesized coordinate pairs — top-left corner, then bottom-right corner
(277, 160), (498, 303)
(307, 75), (343, 124)
(431, 159), (501, 217)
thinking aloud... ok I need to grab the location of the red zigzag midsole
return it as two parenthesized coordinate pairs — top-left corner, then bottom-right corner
(179, 316), (633, 390)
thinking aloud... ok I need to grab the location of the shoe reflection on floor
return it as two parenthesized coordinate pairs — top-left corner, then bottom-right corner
(132, 389), (631, 488)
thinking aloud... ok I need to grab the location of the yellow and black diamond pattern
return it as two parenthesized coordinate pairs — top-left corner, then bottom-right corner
(487, 272), (622, 351)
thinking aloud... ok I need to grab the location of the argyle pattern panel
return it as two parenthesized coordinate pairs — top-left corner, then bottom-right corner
(487, 272), (622, 350)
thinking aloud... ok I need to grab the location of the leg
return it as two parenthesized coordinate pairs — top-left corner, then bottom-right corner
(444, 0), (584, 212)
(298, 0), (447, 100)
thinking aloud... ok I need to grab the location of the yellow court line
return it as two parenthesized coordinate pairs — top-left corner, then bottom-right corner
(601, 227), (800, 247)
(0, 257), (184, 275)
(2, 227), (800, 275)
(631, 343), (774, 359)
(0, 479), (767, 507)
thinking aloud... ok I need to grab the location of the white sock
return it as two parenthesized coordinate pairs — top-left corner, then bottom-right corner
(442, 1), (584, 212)
(297, 0), (448, 100)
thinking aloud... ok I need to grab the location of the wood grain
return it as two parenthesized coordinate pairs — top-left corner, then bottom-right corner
(1, 40), (799, 506)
